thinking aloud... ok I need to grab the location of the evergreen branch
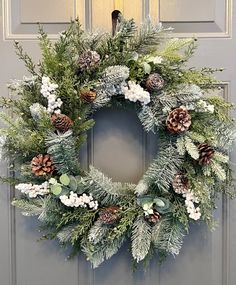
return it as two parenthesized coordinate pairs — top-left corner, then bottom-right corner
(152, 218), (185, 256)
(131, 20), (170, 53)
(12, 197), (44, 217)
(82, 235), (126, 268)
(57, 224), (76, 243)
(81, 166), (132, 206)
(131, 217), (152, 262)
(143, 145), (183, 193)
(158, 38), (195, 62)
(210, 160), (226, 181)
(138, 105), (159, 133)
(46, 130), (80, 175)
(214, 151), (229, 164)
(184, 136), (199, 160)
(88, 221), (110, 245)
(14, 41), (37, 75)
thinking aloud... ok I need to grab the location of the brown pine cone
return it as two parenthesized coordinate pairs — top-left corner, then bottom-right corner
(197, 143), (215, 165)
(172, 173), (189, 194)
(166, 107), (191, 133)
(31, 154), (54, 176)
(146, 209), (161, 225)
(146, 73), (165, 91)
(80, 90), (97, 103)
(97, 206), (120, 225)
(51, 114), (73, 133)
(78, 50), (100, 71)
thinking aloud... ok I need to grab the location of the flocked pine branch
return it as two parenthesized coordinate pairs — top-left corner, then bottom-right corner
(176, 136), (199, 160)
(88, 221), (110, 245)
(92, 91), (111, 110)
(143, 145), (183, 193)
(131, 217), (152, 262)
(131, 19), (171, 53)
(138, 105), (161, 133)
(57, 224), (77, 243)
(12, 197), (44, 217)
(80, 166), (132, 206)
(152, 218), (185, 256)
(82, 235), (126, 268)
(46, 130), (80, 175)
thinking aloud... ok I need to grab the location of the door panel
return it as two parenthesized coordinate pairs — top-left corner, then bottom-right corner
(1, 1), (236, 285)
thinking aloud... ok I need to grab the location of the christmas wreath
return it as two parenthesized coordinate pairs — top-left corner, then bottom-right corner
(1, 18), (236, 268)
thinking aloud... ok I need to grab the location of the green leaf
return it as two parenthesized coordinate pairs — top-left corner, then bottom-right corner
(137, 196), (153, 207)
(153, 198), (171, 214)
(60, 174), (70, 186)
(51, 184), (62, 195)
(142, 62), (151, 74)
(69, 176), (78, 191)
(153, 198), (165, 207)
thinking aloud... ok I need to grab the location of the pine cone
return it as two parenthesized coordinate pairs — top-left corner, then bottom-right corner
(146, 209), (161, 225)
(98, 206), (120, 225)
(166, 107), (191, 133)
(80, 90), (97, 103)
(197, 143), (215, 165)
(51, 114), (73, 133)
(173, 173), (189, 194)
(31, 154), (54, 176)
(146, 73), (165, 91)
(78, 50), (100, 71)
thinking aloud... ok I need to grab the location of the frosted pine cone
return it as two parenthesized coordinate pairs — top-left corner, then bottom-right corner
(146, 209), (161, 225)
(31, 154), (54, 176)
(98, 206), (120, 225)
(51, 114), (73, 133)
(78, 50), (100, 71)
(166, 107), (191, 133)
(146, 73), (164, 91)
(173, 173), (189, 194)
(197, 143), (215, 165)
(80, 90), (97, 103)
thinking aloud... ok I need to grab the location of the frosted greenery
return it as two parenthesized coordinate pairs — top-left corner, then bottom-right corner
(0, 17), (235, 269)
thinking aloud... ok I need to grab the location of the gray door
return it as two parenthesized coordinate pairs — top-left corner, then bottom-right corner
(0, 1), (236, 284)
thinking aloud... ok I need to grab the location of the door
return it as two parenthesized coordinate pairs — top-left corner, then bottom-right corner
(0, 1), (236, 285)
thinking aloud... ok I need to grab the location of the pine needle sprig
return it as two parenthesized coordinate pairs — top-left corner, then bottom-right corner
(12, 197), (44, 217)
(152, 218), (185, 256)
(143, 145), (183, 193)
(14, 41), (37, 76)
(131, 217), (152, 262)
(80, 166), (134, 206)
(46, 130), (80, 175)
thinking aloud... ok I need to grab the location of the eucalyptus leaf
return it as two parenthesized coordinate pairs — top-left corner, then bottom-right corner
(59, 174), (70, 186)
(51, 184), (62, 196)
(69, 175), (78, 191)
(153, 198), (165, 208)
(142, 62), (152, 74)
(137, 196), (154, 206)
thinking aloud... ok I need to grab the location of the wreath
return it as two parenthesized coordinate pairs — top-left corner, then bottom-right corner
(1, 18), (236, 268)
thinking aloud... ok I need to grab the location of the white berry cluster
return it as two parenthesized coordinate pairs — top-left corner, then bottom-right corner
(15, 182), (49, 198)
(40, 76), (62, 114)
(60, 191), (98, 210)
(29, 103), (47, 121)
(183, 191), (201, 221)
(123, 81), (150, 105)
